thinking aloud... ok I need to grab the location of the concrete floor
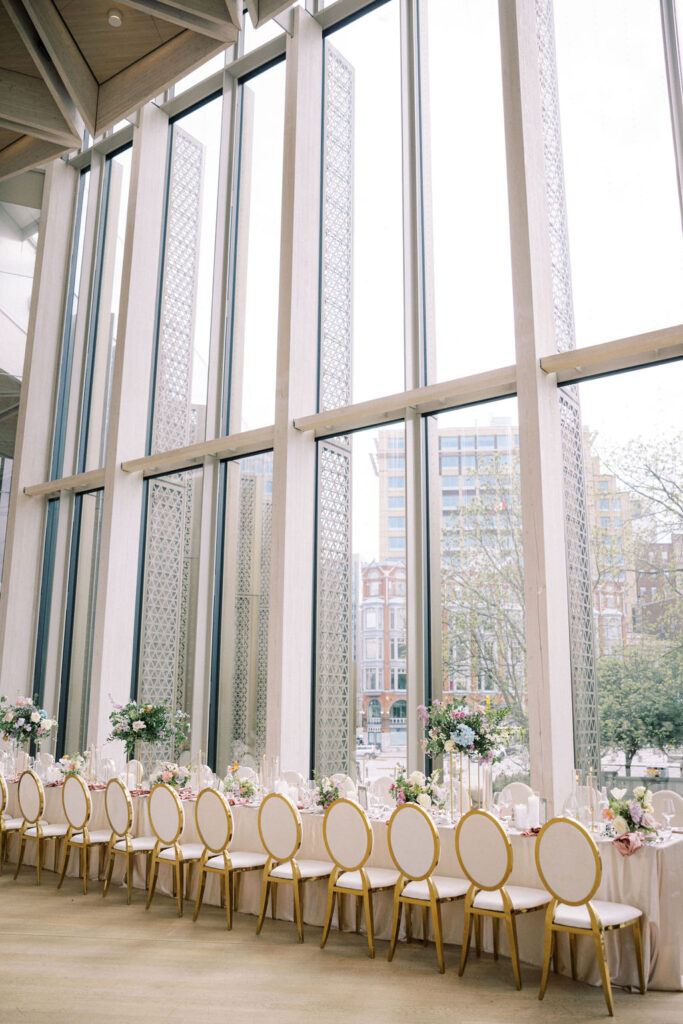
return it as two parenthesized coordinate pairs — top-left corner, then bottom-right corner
(0, 868), (680, 1024)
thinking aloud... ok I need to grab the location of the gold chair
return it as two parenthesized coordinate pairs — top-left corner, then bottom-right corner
(57, 774), (112, 894)
(14, 770), (68, 884)
(321, 797), (399, 958)
(455, 808), (550, 989)
(193, 787), (267, 928)
(535, 816), (646, 1016)
(387, 802), (469, 973)
(146, 783), (203, 917)
(102, 777), (157, 904)
(256, 793), (333, 942)
(0, 774), (23, 874)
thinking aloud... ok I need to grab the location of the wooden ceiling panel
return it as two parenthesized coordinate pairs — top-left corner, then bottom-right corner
(0, 127), (22, 152)
(55, 0), (183, 84)
(0, 8), (42, 77)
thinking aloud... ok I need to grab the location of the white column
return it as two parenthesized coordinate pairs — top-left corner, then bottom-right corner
(266, 7), (322, 774)
(0, 159), (78, 699)
(499, 0), (574, 812)
(86, 103), (170, 754)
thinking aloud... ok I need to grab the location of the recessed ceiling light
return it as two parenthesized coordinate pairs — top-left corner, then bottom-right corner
(108, 9), (122, 28)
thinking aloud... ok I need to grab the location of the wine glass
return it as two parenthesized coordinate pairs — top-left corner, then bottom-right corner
(660, 798), (675, 838)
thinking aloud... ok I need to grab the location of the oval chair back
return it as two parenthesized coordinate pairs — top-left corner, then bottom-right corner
(282, 770), (305, 788)
(195, 788), (233, 854)
(237, 765), (258, 782)
(498, 781), (533, 805)
(331, 773), (357, 798)
(17, 770), (44, 824)
(323, 798), (372, 872)
(258, 793), (302, 863)
(148, 783), (184, 847)
(62, 775), (91, 832)
(0, 773), (7, 818)
(535, 817), (601, 906)
(369, 776), (394, 805)
(387, 802), (439, 881)
(651, 788), (683, 827)
(455, 809), (512, 891)
(104, 778), (133, 837)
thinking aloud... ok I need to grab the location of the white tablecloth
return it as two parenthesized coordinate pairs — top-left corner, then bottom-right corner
(5, 783), (682, 991)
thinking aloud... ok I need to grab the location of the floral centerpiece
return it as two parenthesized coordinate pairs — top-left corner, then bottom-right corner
(151, 762), (192, 791)
(58, 754), (85, 778)
(602, 786), (658, 835)
(312, 775), (339, 811)
(0, 694), (57, 746)
(391, 769), (443, 810)
(224, 761), (256, 800)
(417, 696), (513, 762)
(107, 698), (190, 758)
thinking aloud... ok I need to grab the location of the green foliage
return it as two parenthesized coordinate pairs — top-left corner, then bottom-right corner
(598, 646), (683, 767)
(418, 698), (514, 762)
(108, 698), (190, 758)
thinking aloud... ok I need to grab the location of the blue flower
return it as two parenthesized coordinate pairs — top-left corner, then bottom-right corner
(451, 723), (475, 749)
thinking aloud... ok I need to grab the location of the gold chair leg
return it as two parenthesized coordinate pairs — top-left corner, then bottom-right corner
(57, 841), (70, 890)
(146, 858), (159, 910)
(632, 919), (645, 994)
(592, 926), (615, 1017)
(0, 831), (4, 875)
(233, 870), (241, 911)
(338, 891), (345, 933)
(569, 932), (577, 980)
(98, 843), (105, 881)
(13, 835), (26, 879)
(387, 897), (403, 962)
(405, 902), (412, 942)
(175, 861), (183, 917)
(127, 852), (135, 904)
(226, 872), (234, 930)
(431, 899), (445, 975)
(355, 894), (362, 934)
(193, 867), (207, 922)
(102, 847), (115, 898)
(256, 878), (270, 934)
(475, 914), (482, 957)
(36, 837), (43, 885)
(83, 844), (90, 895)
(538, 922), (554, 1000)
(363, 887), (375, 959)
(321, 885), (336, 949)
(458, 910), (473, 976)
(505, 912), (522, 991)
(422, 905), (429, 947)
(492, 916), (500, 960)
(293, 879), (304, 943)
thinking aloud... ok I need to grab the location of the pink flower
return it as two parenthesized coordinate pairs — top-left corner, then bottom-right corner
(161, 771), (172, 782)
(16, 718), (25, 727)
(602, 807), (614, 820)
(37, 728), (43, 736)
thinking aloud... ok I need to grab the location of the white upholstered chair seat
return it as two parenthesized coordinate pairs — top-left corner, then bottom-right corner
(403, 875), (470, 902)
(114, 835), (159, 853)
(473, 885), (550, 913)
(271, 859), (332, 880)
(553, 900), (641, 930)
(206, 850), (267, 870)
(25, 823), (69, 839)
(337, 867), (399, 890)
(3, 817), (23, 830)
(158, 843), (204, 862)
(69, 829), (112, 846)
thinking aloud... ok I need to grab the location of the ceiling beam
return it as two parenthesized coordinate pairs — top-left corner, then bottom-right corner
(1, 0), (90, 136)
(0, 69), (80, 147)
(245, 0), (296, 30)
(0, 168), (44, 207)
(95, 30), (229, 133)
(540, 324), (683, 383)
(0, 134), (68, 183)
(117, 0), (238, 41)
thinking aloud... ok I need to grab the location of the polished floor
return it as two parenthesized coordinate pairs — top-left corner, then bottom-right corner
(0, 867), (680, 1024)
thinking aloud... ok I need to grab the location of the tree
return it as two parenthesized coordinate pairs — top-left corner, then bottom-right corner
(598, 645), (683, 770)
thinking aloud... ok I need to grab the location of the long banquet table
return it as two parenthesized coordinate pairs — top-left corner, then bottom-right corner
(4, 781), (682, 992)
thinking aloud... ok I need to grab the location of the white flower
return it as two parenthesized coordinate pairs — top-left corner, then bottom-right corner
(15, 696), (30, 707)
(610, 787), (627, 801)
(408, 771), (426, 787)
(632, 786), (645, 799)
(613, 815), (629, 836)
(644, 789), (653, 804)
(4, 712), (13, 722)
(444, 739), (455, 753)
(417, 793), (432, 809)
(644, 803), (654, 815)
(30, 711), (41, 723)
(42, 719), (54, 732)
(132, 720), (146, 732)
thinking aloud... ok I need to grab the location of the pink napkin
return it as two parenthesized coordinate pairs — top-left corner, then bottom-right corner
(129, 788), (150, 797)
(520, 826), (542, 837)
(613, 832), (643, 856)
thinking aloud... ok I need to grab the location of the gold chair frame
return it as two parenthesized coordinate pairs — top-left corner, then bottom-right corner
(321, 798), (393, 959)
(146, 783), (201, 917)
(102, 778), (153, 904)
(456, 809), (549, 989)
(192, 788), (265, 929)
(387, 803), (465, 974)
(0, 774), (22, 875)
(13, 770), (66, 884)
(57, 774), (109, 894)
(256, 793), (330, 943)
(535, 817), (645, 1016)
